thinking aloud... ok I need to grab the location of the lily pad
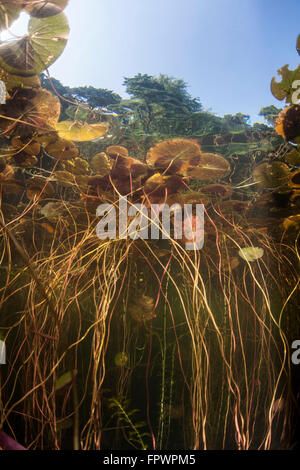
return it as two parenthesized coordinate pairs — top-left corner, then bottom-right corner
(106, 145), (128, 158)
(45, 137), (79, 159)
(271, 65), (300, 104)
(253, 161), (290, 189)
(0, 1), (22, 32)
(24, 1), (69, 18)
(187, 153), (230, 180)
(0, 67), (41, 91)
(275, 105), (300, 143)
(238, 247), (264, 262)
(61, 157), (90, 175)
(55, 121), (109, 141)
(285, 148), (300, 166)
(146, 138), (202, 175)
(55, 170), (74, 187)
(289, 169), (300, 187)
(55, 370), (76, 391)
(0, 88), (61, 135)
(0, 12), (69, 76)
(91, 152), (112, 175)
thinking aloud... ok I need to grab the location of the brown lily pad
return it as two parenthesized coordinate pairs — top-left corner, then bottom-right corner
(187, 153), (230, 180)
(146, 138), (202, 175)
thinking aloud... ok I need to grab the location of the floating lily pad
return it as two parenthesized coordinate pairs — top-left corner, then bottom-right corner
(75, 174), (90, 190)
(143, 173), (183, 202)
(144, 173), (165, 196)
(11, 136), (41, 156)
(26, 176), (54, 200)
(253, 161), (290, 189)
(289, 169), (300, 187)
(0, 88), (61, 135)
(54, 170), (74, 187)
(0, 1), (22, 32)
(200, 183), (233, 200)
(0, 67), (41, 91)
(275, 105), (300, 143)
(285, 148), (300, 166)
(271, 65), (300, 104)
(106, 145), (129, 159)
(0, 12), (69, 76)
(91, 152), (111, 175)
(111, 155), (148, 180)
(12, 151), (38, 167)
(0, 178), (23, 194)
(146, 138), (202, 175)
(219, 200), (250, 213)
(24, 1), (69, 18)
(173, 191), (209, 206)
(187, 153), (230, 180)
(45, 137), (79, 159)
(55, 121), (109, 141)
(61, 157), (90, 175)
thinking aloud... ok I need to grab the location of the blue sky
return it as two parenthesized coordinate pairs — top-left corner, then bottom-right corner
(5, 0), (300, 123)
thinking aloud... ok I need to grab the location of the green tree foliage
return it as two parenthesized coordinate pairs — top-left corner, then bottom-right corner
(40, 73), (122, 119)
(222, 112), (250, 131)
(39, 72), (281, 163)
(116, 73), (203, 135)
(259, 105), (282, 126)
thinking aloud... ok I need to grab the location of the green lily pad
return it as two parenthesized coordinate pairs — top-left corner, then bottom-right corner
(0, 1), (22, 32)
(55, 370), (76, 391)
(0, 66), (41, 90)
(285, 148), (300, 166)
(271, 64), (300, 103)
(238, 247), (264, 262)
(24, 1), (69, 18)
(0, 11), (69, 76)
(253, 161), (290, 189)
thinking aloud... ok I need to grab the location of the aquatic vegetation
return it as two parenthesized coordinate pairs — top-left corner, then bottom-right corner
(238, 246), (264, 262)
(187, 152), (230, 180)
(0, 5), (298, 452)
(128, 294), (155, 322)
(0, 7), (69, 76)
(275, 105), (300, 143)
(146, 138), (202, 175)
(108, 397), (149, 450)
(55, 120), (109, 142)
(253, 161), (290, 189)
(289, 169), (300, 188)
(114, 352), (129, 367)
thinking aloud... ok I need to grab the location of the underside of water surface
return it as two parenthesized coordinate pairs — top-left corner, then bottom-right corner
(0, 1), (299, 451)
